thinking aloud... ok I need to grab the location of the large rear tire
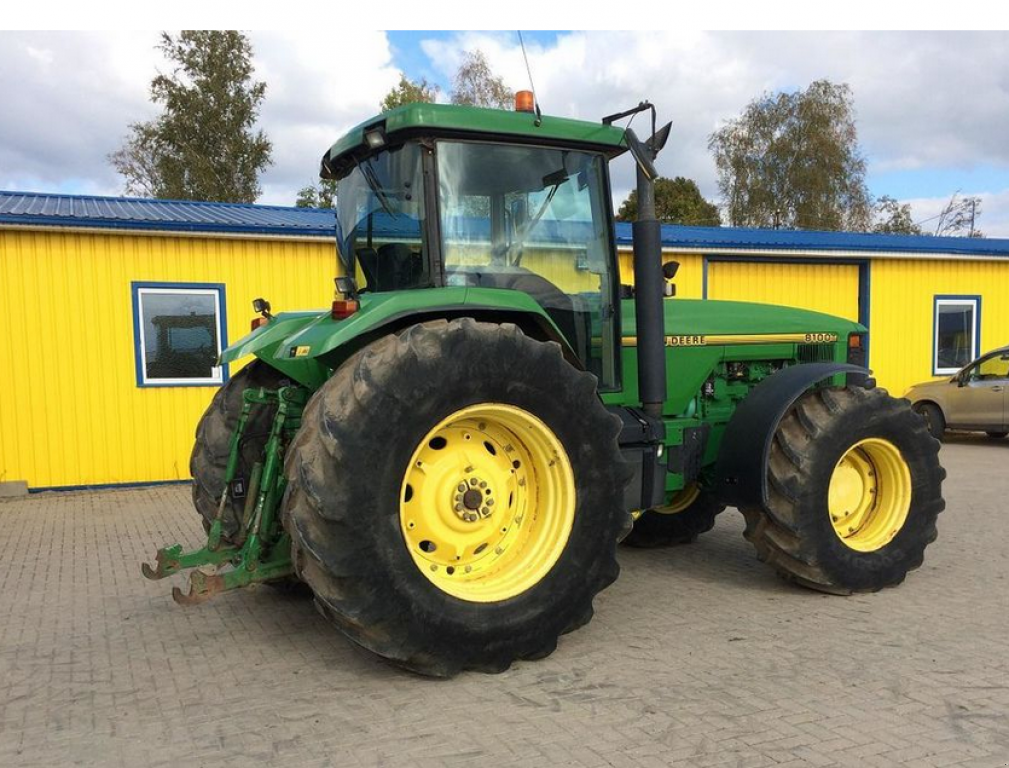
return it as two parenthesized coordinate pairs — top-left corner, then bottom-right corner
(190, 361), (288, 541)
(623, 485), (725, 547)
(283, 319), (631, 677)
(742, 387), (944, 594)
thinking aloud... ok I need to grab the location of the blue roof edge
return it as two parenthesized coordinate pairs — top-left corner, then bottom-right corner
(0, 213), (337, 238)
(3, 190), (1009, 257)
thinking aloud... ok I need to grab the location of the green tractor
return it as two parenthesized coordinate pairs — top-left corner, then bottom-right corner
(143, 97), (944, 677)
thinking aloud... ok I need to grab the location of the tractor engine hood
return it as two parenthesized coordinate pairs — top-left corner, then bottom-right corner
(620, 298), (865, 341)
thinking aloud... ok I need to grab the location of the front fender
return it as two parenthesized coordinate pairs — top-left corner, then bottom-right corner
(712, 362), (871, 509)
(218, 311), (331, 389)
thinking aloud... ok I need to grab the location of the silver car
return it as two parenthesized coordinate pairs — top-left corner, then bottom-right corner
(905, 345), (1009, 440)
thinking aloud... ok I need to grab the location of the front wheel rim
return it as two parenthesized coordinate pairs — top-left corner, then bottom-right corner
(652, 483), (701, 515)
(827, 438), (912, 552)
(399, 403), (576, 602)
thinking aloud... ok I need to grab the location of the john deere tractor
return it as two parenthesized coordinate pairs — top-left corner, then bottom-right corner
(143, 97), (944, 677)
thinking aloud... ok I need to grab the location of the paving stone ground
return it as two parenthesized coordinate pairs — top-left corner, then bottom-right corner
(1, 435), (1008, 767)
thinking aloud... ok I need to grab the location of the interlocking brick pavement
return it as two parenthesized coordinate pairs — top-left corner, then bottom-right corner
(1, 436), (1008, 767)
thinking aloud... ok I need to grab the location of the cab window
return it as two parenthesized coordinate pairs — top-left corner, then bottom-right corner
(436, 141), (619, 389)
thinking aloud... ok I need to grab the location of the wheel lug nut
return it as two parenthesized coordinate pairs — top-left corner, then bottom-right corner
(487, 499), (494, 507)
(458, 484), (466, 493)
(470, 478), (479, 486)
(479, 481), (487, 489)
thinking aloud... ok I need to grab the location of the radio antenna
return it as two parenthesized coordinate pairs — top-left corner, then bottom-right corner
(517, 31), (542, 127)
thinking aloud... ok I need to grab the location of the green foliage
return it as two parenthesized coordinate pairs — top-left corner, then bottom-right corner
(872, 196), (922, 235)
(295, 179), (338, 209)
(110, 31), (272, 203)
(616, 177), (721, 225)
(381, 75), (439, 111)
(709, 80), (871, 231)
(450, 50), (514, 109)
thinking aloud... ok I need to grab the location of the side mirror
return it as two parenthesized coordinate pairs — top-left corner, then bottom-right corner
(334, 276), (358, 300)
(662, 261), (679, 297)
(624, 128), (658, 181)
(252, 297), (272, 319)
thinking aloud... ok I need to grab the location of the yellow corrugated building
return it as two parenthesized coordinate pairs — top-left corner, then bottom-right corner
(2, 191), (1008, 490)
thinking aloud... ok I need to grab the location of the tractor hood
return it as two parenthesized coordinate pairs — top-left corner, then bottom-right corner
(621, 298), (864, 341)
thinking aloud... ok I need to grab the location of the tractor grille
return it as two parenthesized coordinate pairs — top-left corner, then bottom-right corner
(797, 343), (836, 363)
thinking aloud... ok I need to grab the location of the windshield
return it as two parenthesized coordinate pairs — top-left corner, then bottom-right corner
(335, 143), (426, 292)
(437, 140), (619, 388)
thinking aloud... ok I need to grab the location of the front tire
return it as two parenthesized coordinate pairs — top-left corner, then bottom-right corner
(283, 319), (630, 677)
(190, 361), (288, 540)
(623, 485), (725, 547)
(743, 387), (944, 594)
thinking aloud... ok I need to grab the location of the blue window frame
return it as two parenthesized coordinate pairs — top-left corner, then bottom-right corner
(933, 294), (981, 376)
(132, 282), (228, 387)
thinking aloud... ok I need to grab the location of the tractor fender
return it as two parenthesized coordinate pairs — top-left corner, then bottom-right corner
(711, 362), (871, 509)
(267, 287), (579, 371)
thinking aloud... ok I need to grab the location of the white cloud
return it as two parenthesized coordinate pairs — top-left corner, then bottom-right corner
(0, 31), (163, 195)
(0, 30), (399, 203)
(251, 30), (401, 204)
(2, 29), (1008, 236)
(422, 31), (1009, 229)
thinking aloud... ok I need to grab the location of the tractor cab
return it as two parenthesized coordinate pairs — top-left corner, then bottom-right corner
(325, 102), (628, 388)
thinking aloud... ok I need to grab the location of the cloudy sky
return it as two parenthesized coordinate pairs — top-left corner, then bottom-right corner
(2, 30), (1008, 235)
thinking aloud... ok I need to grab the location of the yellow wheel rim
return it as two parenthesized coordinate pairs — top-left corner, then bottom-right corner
(653, 483), (701, 515)
(399, 403), (575, 602)
(827, 438), (911, 552)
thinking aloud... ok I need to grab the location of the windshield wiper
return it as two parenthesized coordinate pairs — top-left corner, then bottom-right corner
(510, 182), (563, 267)
(356, 160), (397, 218)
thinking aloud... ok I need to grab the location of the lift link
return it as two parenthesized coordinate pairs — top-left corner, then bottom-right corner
(141, 384), (308, 605)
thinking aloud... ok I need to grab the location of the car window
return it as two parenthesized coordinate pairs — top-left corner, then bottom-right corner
(972, 354), (1009, 380)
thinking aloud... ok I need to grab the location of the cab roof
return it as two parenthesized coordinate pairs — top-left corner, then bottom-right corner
(321, 103), (628, 179)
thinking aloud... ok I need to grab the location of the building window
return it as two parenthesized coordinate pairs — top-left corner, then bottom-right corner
(132, 283), (227, 387)
(933, 295), (980, 375)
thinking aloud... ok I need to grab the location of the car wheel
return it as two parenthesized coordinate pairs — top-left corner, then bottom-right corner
(914, 403), (945, 442)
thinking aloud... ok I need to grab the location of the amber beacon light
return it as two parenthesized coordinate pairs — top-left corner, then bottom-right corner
(515, 90), (535, 113)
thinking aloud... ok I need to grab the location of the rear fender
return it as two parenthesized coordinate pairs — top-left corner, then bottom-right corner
(712, 362), (871, 509)
(267, 287), (576, 371)
(220, 288), (575, 389)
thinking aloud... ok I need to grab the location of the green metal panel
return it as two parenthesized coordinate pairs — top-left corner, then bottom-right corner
(266, 287), (564, 366)
(220, 287), (567, 389)
(324, 103), (627, 176)
(621, 298), (866, 338)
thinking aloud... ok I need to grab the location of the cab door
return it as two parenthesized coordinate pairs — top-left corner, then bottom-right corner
(946, 352), (1009, 429)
